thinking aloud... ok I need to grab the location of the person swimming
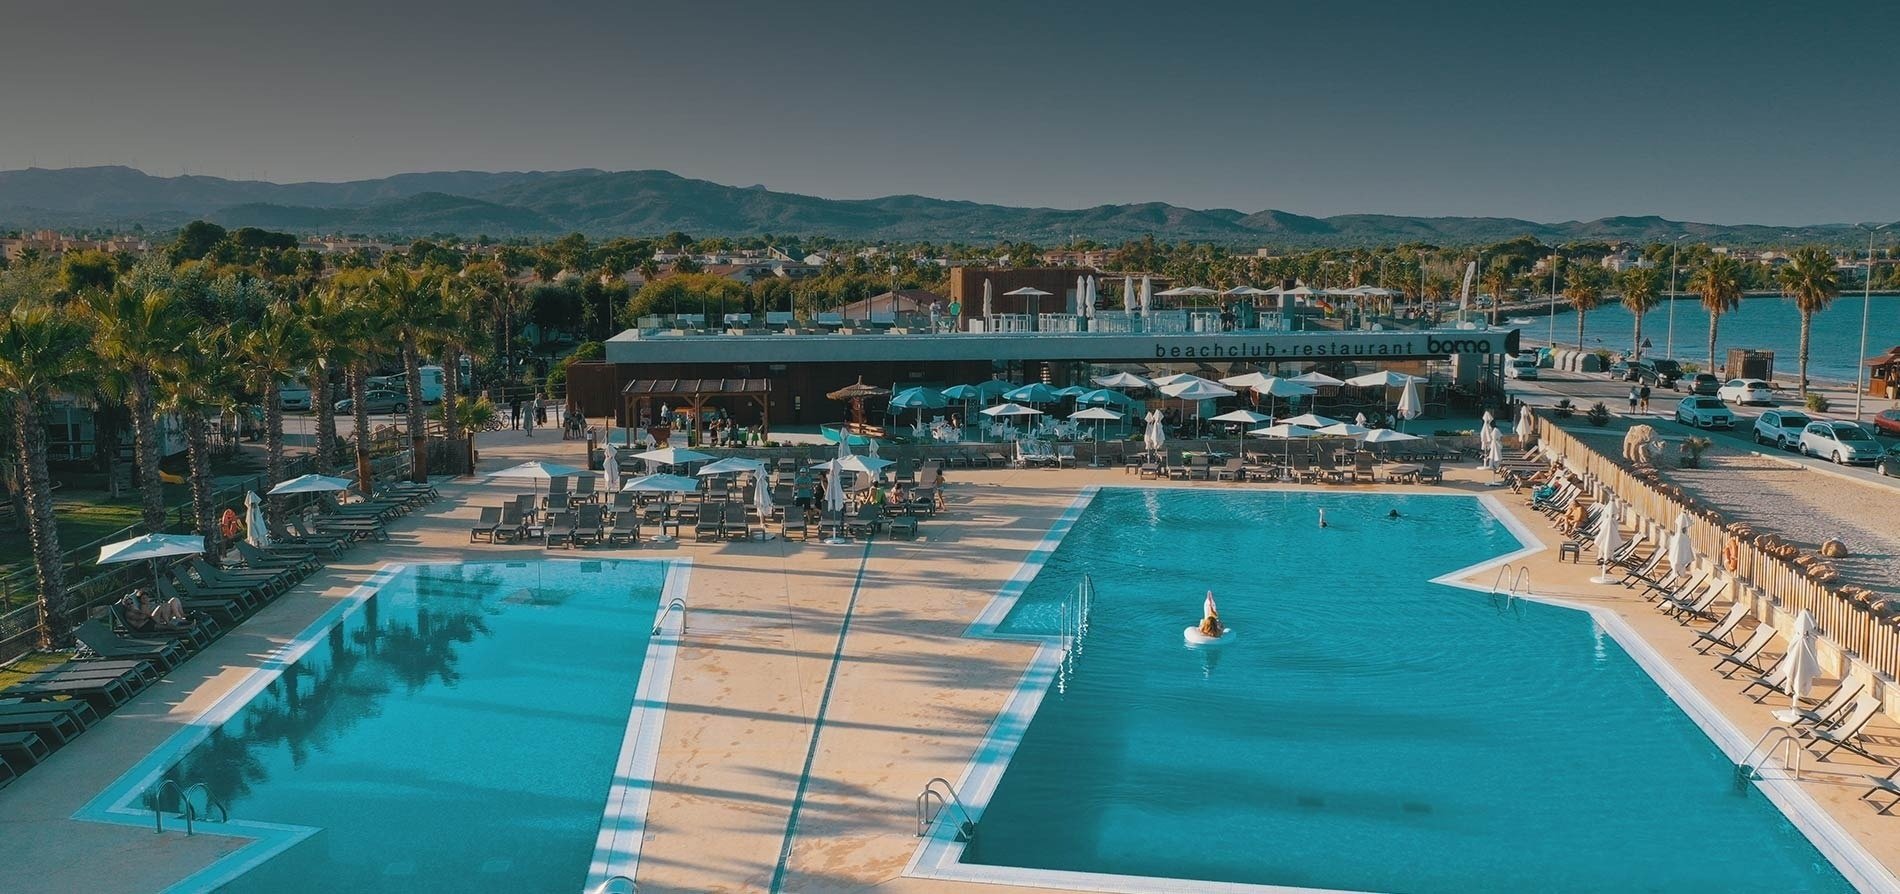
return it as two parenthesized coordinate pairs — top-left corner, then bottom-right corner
(1388, 509), (1401, 519)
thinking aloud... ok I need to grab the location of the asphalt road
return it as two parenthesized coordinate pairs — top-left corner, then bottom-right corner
(1506, 367), (1899, 489)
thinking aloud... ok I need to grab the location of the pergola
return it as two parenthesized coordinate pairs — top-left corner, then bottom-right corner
(622, 378), (772, 446)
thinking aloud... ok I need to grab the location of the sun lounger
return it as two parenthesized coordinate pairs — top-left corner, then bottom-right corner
(106, 601), (218, 650)
(724, 503), (752, 541)
(846, 504), (883, 537)
(1778, 677), (1867, 722)
(607, 511), (639, 546)
(9, 661), (153, 711)
(1862, 767), (1900, 815)
(1690, 601), (1750, 654)
(1619, 548), (1667, 587)
(1804, 696), (1884, 761)
(888, 514), (918, 539)
(72, 620), (186, 672)
(573, 476), (598, 504)
(1739, 662), (1791, 702)
(543, 512), (576, 548)
(1216, 458), (1246, 482)
(572, 505), (604, 547)
(694, 508), (724, 541)
(1660, 574), (1720, 619)
(1712, 624), (1778, 678)
(0, 700), (95, 746)
(157, 579), (246, 626)
(270, 521), (349, 557)
(169, 570), (265, 612)
(192, 557), (293, 596)
(468, 506), (501, 542)
(819, 510), (848, 540)
(0, 731), (51, 770)
(234, 541), (319, 576)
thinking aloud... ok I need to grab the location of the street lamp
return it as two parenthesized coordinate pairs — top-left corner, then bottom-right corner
(1547, 249), (1560, 347)
(1854, 222), (1894, 419)
(1665, 234), (1690, 361)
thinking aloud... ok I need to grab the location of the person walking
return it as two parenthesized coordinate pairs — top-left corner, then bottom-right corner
(1627, 385), (1640, 415)
(510, 395), (522, 430)
(1638, 383), (1651, 414)
(524, 396), (536, 438)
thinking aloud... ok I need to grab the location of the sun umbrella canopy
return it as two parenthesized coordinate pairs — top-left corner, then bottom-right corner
(98, 532), (205, 565)
(1209, 409), (1272, 425)
(980, 402), (1044, 417)
(696, 456), (768, 476)
(1361, 428), (1422, 443)
(1150, 372), (1204, 388)
(1004, 382), (1063, 404)
(1595, 498), (1622, 571)
(1091, 371), (1153, 389)
(1218, 371), (1274, 389)
(823, 463), (846, 513)
(1155, 285), (1219, 297)
(973, 379), (1016, 398)
(1346, 370), (1426, 388)
(1253, 377), (1318, 398)
(810, 454), (895, 475)
(604, 451), (621, 493)
(1318, 423), (1372, 438)
(621, 473), (701, 493)
(495, 460), (595, 480)
(1144, 410), (1167, 452)
(1077, 388), (1141, 408)
(940, 384), (981, 401)
(1778, 610), (1820, 714)
(1222, 285), (1268, 296)
(268, 473), (356, 495)
(631, 447), (712, 467)
(1288, 371), (1345, 387)
(1161, 379), (1236, 400)
(1003, 286), (1052, 298)
(889, 386), (948, 410)
(826, 376), (890, 401)
(1248, 423), (1318, 439)
(1069, 407), (1125, 421)
(1280, 413), (1341, 429)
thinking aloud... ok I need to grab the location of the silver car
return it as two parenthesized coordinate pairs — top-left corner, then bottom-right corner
(1751, 410), (1811, 450)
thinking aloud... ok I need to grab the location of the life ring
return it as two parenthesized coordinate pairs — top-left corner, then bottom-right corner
(1721, 538), (1740, 572)
(219, 509), (242, 541)
(1184, 626), (1236, 646)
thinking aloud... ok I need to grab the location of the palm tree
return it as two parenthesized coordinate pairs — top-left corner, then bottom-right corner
(434, 396), (498, 476)
(161, 325), (242, 557)
(297, 282), (355, 470)
(1618, 267), (1661, 359)
(1688, 254), (1745, 373)
(335, 271), (387, 496)
(0, 301), (96, 647)
(238, 301), (313, 501)
(1562, 268), (1602, 349)
(1777, 245), (1840, 397)
(370, 266), (448, 484)
(80, 280), (185, 530)
(1481, 261), (1511, 326)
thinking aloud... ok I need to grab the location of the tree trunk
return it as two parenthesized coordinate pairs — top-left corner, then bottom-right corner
(91, 394), (123, 499)
(264, 387), (285, 528)
(15, 398), (69, 649)
(404, 339), (428, 484)
(441, 348), (462, 442)
(130, 366), (166, 530)
(1797, 309), (1812, 397)
(186, 410), (219, 558)
(349, 363), (375, 498)
(1708, 314), (1720, 375)
(310, 364), (337, 471)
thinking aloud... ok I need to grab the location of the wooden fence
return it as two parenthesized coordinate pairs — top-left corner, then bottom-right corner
(1536, 416), (1900, 685)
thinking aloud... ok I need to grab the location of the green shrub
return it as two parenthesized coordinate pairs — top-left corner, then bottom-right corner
(1586, 402), (1611, 426)
(1805, 392), (1830, 412)
(1553, 399), (1575, 419)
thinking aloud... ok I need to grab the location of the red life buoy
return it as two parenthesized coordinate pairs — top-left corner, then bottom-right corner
(219, 509), (242, 541)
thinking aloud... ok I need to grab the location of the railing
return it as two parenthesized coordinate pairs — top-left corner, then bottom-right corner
(915, 777), (976, 843)
(589, 876), (636, 894)
(1536, 416), (1900, 685)
(148, 780), (227, 835)
(1736, 725), (1805, 785)
(652, 597), (686, 636)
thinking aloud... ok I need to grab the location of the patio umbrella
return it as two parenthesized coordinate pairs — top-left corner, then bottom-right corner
(981, 402), (1043, 418)
(1122, 276), (1136, 313)
(941, 383), (981, 401)
(268, 473), (355, 495)
(973, 379), (1015, 401)
(1591, 497), (1623, 583)
(1092, 371), (1153, 389)
(1479, 419), (1498, 458)
(1318, 422), (1371, 439)
(1053, 385), (1089, 399)
(495, 459), (597, 498)
(1140, 276), (1153, 316)
(1354, 412), (1368, 427)
(1397, 377), (1424, 431)
(828, 376), (890, 429)
(1161, 379), (1235, 400)
(1144, 409), (1167, 455)
(1208, 409), (1272, 426)
(1289, 371), (1346, 387)
(621, 473), (700, 493)
(1151, 372), (1205, 389)
(1218, 371), (1273, 390)
(1361, 428), (1422, 444)
(983, 278), (993, 318)
(1772, 610), (1821, 722)
(1280, 413), (1341, 429)
(1518, 403), (1538, 447)
(1487, 435), (1504, 472)
(244, 491), (271, 549)
(98, 532), (205, 565)
(1069, 407), (1123, 448)
(754, 475), (776, 533)
(1248, 423), (1318, 464)
(1004, 382), (1063, 404)
(1668, 512), (1697, 576)
(696, 456), (767, 476)
(1078, 388), (1140, 409)
(889, 386), (948, 411)
(631, 447), (712, 469)
(604, 450), (621, 494)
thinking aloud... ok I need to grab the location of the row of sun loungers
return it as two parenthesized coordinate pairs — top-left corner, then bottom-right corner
(1538, 487), (1896, 809)
(1128, 451), (1442, 486)
(0, 479), (439, 788)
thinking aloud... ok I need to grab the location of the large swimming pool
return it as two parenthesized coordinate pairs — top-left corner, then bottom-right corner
(80, 558), (687, 894)
(918, 489), (1862, 893)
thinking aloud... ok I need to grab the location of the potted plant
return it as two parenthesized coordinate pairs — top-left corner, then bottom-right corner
(1585, 402), (1610, 426)
(1679, 435), (1713, 468)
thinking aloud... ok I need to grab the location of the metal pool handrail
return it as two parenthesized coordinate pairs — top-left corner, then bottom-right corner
(148, 780), (228, 835)
(1737, 725), (1805, 783)
(652, 596), (686, 636)
(916, 777), (977, 843)
(590, 875), (637, 894)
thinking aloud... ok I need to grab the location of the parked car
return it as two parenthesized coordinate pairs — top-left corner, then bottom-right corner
(1505, 354), (1540, 380)
(335, 388), (409, 415)
(1751, 410), (1812, 449)
(1608, 359), (1638, 381)
(277, 383), (312, 411)
(1880, 449), (1900, 478)
(1642, 359), (1683, 388)
(1874, 408), (1900, 437)
(1674, 396), (1735, 429)
(1675, 373), (1720, 395)
(1798, 421), (1880, 465)
(1717, 378), (1775, 406)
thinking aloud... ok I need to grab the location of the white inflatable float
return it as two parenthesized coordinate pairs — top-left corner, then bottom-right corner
(1183, 626), (1235, 646)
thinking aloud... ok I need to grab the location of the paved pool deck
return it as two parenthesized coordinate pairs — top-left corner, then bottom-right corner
(3, 429), (1896, 893)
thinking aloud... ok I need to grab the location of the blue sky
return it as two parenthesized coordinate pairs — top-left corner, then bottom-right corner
(1, 0), (1894, 223)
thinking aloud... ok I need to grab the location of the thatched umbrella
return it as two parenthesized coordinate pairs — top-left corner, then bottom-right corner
(828, 376), (890, 430)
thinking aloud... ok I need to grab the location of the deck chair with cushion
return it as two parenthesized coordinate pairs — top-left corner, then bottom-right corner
(470, 506), (503, 542)
(0, 731), (51, 770)
(192, 557), (293, 596)
(106, 601), (218, 651)
(168, 569), (264, 612)
(156, 579), (246, 627)
(73, 620), (187, 672)
(573, 476), (598, 504)
(1712, 624), (1779, 678)
(694, 507), (724, 541)
(845, 504), (883, 537)
(1804, 696), (1885, 761)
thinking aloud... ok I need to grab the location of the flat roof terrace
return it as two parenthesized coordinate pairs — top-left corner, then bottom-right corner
(603, 325), (1524, 366)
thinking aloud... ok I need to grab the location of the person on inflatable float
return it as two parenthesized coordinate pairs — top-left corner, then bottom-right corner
(1198, 591), (1224, 638)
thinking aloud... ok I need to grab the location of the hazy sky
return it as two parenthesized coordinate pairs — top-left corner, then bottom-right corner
(3, 0), (1895, 223)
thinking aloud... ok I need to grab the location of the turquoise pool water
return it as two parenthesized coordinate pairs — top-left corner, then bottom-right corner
(964, 489), (1851, 893)
(142, 559), (669, 893)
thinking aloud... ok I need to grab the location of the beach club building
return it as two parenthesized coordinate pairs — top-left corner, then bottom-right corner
(565, 308), (1520, 435)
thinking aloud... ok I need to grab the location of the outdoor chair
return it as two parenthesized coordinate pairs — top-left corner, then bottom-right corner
(572, 505), (605, 547)
(607, 512), (639, 546)
(574, 476), (598, 504)
(782, 509), (810, 540)
(1863, 767), (1900, 815)
(547, 477), (570, 502)
(514, 493), (541, 525)
(1662, 574), (1721, 620)
(235, 541), (319, 576)
(1690, 601), (1749, 654)
(1781, 677), (1866, 724)
(497, 504), (528, 542)
(846, 504), (883, 537)
(1805, 696), (1884, 761)
(724, 503), (751, 541)
(72, 620), (187, 672)
(543, 512), (576, 549)
(1352, 452), (1377, 483)
(1137, 455), (1161, 479)
(1056, 445), (1077, 468)
(694, 507), (724, 541)
(608, 492), (635, 522)
(1711, 624), (1778, 678)
(888, 514), (918, 539)
(1418, 460), (1443, 484)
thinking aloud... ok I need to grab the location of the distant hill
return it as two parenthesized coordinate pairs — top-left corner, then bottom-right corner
(0, 165), (1867, 247)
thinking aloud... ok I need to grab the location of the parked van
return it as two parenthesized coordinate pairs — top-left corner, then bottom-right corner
(1506, 354), (1540, 380)
(367, 365), (445, 403)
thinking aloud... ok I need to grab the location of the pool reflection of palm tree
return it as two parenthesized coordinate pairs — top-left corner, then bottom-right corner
(164, 564), (506, 810)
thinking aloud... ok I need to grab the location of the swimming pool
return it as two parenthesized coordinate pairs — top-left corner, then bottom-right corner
(912, 488), (1871, 893)
(79, 558), (689, 894)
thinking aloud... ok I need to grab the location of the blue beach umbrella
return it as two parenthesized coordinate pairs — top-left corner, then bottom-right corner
(1077, 388), (1140, 409)
(1004, 382), (1062, 404)
(889, 386), (948, 410)
(973, 380), (1015, 400)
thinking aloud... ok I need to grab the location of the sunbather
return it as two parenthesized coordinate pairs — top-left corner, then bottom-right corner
(1198, 591), (1225, 637)
(118, 589), (190, 633)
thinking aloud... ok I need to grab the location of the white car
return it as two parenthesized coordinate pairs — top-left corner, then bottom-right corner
(1798, 421), (1881, 465)
(1674, 396), (1735, 429)
(277, 383), (312, 411)
(1751, 410), (1811, 450)
(1717, 378), (1774, 406)
(1505, 355), (1539, 380)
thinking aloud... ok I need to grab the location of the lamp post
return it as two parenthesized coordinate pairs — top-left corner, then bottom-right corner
(1547, 250), (1559, 347)
(1855, 222), (1893, 419)
(1665, 234), (1689, 361)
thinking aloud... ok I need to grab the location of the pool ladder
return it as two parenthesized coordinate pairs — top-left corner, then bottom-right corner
(915, 777), (977, 843)
(1736, 725), (1805, 784)
(652, 596), (686, 635)
(147, 780), (227, 836)
(589, 875), (637, 894)
(1489, 564), (1531, 615)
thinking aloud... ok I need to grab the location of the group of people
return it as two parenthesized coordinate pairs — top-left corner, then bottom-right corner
(1626, 383), (1654, 415)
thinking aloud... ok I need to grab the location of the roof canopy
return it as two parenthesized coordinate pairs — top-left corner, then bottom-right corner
(623, 377), (772, 397)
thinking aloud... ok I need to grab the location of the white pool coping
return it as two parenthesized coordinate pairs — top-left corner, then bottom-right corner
(907, 488), (1897, 894)
(73, 557), (691, 894)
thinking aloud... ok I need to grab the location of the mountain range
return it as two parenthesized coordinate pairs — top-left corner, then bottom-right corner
(0, 165), (1866, 247)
